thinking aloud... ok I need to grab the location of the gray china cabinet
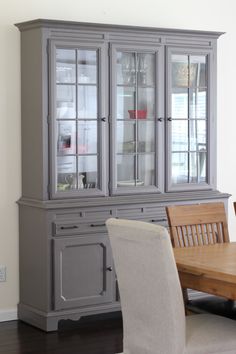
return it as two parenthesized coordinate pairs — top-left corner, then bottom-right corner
(16, 19), (228, 331)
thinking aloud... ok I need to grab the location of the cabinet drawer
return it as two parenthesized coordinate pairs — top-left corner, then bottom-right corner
(53, 220), (107, 236)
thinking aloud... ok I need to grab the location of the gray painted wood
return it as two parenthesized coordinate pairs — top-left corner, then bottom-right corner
(53, 235), (114, 310)
(16, 19), (227, 331)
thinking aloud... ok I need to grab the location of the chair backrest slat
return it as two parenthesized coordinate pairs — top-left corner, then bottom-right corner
(166, 202), (229, 248)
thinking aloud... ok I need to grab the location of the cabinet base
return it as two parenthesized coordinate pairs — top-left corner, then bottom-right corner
(18, 303), (121, 332)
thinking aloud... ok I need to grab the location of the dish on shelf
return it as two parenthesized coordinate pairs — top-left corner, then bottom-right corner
(117, 179), (144, 187)
(128, 110), (147, 119)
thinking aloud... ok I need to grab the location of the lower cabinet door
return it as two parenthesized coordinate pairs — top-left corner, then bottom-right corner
(53, 234), (114, 310)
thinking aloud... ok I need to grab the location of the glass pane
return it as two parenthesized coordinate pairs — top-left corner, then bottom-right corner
(117, 155), (136, 186)
(189, 152), (197, 182)
(117, 52), (136, 85)
(171, 152), (188, 184)
(172, 55), (188, 87)
(172, 120), (188, 152)
(138, 154), (155, 186)
(78, 50), (97, 84)
(138, 121), (155, 153)
(56, 85), (76, 119)
(190, 55), (207, 88)
(137, 53), (155, 86)
(78, 156), (98, 189)
(137, 87), (155, 119)
(198, 151), (207, 182)
(172, 88), (188, 119)
(57, 121), (76, 155)
(190, 88), (207, 119)
(56, 49), (76, 84)
(189, 120), (207, 151)
(78, 121), (97, 154)
(78, 85), (97, 118)
(117, 121), (135, 153)
(57, 156), (76, 191)
(117, 86), (135, 119)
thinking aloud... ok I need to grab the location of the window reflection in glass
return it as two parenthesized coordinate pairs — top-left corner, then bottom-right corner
(190, 89), (207, 119)
(78, 86), (97, 119)
(171, 53), (208, 185)
(78, 50), (97, 84)
(56, 49), (76, 84)
(56, 85), (76, 119)
(171, 88), (188, 119)
(78, 121), (97, 154)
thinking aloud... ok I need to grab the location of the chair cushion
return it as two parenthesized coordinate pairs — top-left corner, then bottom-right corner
(185, 314), (236, 354)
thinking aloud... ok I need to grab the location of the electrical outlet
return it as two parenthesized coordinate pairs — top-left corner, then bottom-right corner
(0, 265), (6, 282)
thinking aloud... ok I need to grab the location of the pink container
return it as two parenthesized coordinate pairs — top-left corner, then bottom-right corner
(128, 110), (147, 119)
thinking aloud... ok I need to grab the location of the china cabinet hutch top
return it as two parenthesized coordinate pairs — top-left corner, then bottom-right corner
(16, 19), (229, 332)
(16, 19), (226, 205)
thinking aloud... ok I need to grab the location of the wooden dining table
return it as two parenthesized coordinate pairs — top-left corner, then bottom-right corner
(174, 242), (236, 300)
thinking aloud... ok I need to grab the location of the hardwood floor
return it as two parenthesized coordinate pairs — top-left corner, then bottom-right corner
(0, 314), (123, 354)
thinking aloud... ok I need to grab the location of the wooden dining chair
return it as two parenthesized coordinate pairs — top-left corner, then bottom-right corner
(166, 202), (235, 317)
(166, 202), (229, 248)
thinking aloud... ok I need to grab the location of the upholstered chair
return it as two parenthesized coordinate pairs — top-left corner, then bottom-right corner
(106, 218), (236, 354)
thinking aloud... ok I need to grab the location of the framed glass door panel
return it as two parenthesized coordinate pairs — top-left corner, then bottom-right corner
(138, 154), (155, 186)
(189, 88), (207, 119)
(166, 47), (213, 191)
(50, 40), (107, 198)
(77, 120), (97, 154)
(56, 49), (76, 84)
(138, 121), (155, 153)
(137, 87), (155, 119)
(110, 43), (164, 194)
(56, 85), (76, 119)
(117, 86), (135, 119)
(171, 88), (188, 119)
(78, 85), (97, 118)
(57, 121), (76, 155)
(117, 155), (135, 186)
(78, 155), (98, 189)
(77, 50), (97, 84)
(57, 156), (77, 191)
(116, 121), (136, 154)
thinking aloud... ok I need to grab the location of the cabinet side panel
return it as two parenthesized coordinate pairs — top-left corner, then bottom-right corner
(21, 28), (48, 200)
(19, 205), (50, 311)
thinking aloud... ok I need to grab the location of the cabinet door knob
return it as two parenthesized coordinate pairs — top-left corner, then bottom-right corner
(157, 118), (163, 122)
(167, 117), (172, 121)
(106, 266), (113, 272)
(101, 117), (106, 122)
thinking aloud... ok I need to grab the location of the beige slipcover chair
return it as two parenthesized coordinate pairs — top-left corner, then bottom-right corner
(106, 218), (236, 354)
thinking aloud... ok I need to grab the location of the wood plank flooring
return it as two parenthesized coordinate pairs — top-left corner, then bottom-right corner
(0, 314), (123, 354)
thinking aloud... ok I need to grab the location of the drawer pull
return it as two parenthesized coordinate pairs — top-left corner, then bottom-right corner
(60, 225), (78, 230)
(106, 266), (113, 272)
(90, 223), (106, 227)
(150, 218), (167, 223)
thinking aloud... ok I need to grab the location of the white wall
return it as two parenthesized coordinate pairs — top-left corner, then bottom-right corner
(0, 0), (236, 314)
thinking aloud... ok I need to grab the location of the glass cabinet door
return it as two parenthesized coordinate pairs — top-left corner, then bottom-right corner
(110, 45), (163, 194)
(50, 42), (107, 197)
(166, 48), (213, 191)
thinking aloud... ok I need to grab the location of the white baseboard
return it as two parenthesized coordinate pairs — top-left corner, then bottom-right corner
(0, 308), (18, 322)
